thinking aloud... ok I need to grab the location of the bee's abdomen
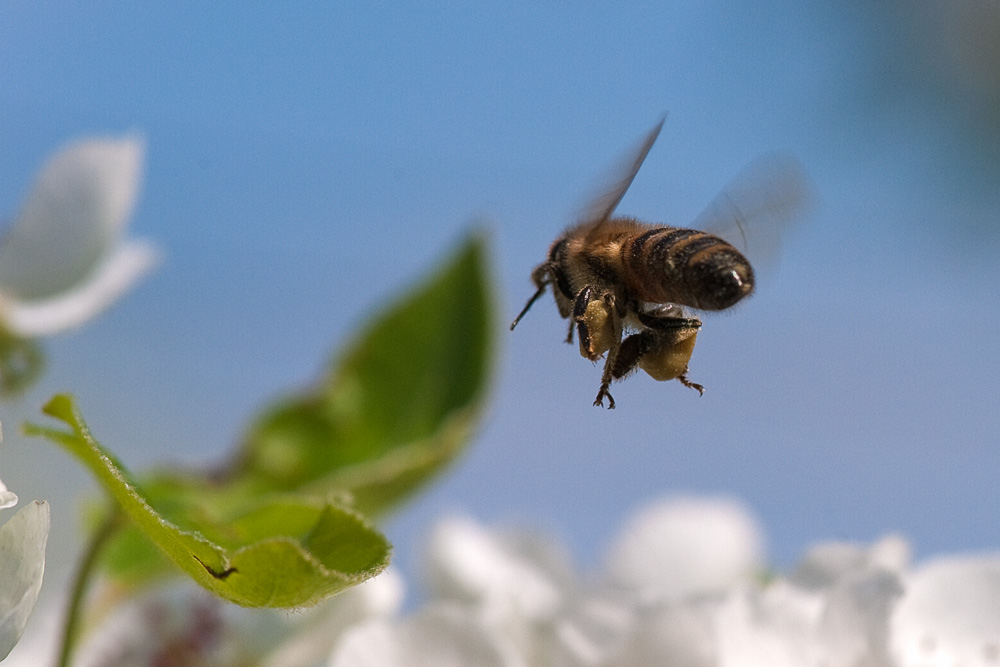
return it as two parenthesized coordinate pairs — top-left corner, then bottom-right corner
(621, 226), (754, 310)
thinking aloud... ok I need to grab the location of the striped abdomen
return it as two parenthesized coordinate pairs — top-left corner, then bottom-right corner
(620, 224), (755, 311)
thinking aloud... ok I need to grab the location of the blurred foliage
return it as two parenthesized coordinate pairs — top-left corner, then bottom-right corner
(851, 1), (1000, 179)
(235, 231), (493, 516)
(0, 329), (43, 397)
(27, 233), (494, 606)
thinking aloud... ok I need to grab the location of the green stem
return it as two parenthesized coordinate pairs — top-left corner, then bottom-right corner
(56, 509), (124, 667)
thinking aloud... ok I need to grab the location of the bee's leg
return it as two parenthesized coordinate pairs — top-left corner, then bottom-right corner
(611, 330), (654, 380)
(510, 267), (550, 330)
(593, 294), (623, 409)
(621, 315), (706, 396)
(677, 373), (705, 396)
(636, 312), (702, 332)
(572, 286), (595, 353)
(594, 385), (615, 410)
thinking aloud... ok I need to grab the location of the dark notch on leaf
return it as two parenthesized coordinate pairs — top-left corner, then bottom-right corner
(194, 555), (237, 580)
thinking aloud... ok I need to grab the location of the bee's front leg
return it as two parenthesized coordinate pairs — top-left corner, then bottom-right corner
(591, 293), (623, 409)
(574, 286), (623, 361)
(594, 385), (616, 410)
(572, 286), (598, 358)
(569, 286), (624, 409)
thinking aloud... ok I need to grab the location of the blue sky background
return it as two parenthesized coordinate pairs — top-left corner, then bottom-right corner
(1, 2), (999, 602)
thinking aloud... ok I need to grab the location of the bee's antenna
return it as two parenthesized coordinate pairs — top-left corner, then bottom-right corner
(510, 284), (547, 330)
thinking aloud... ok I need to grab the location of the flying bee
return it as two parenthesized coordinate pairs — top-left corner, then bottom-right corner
(510, 117), (809, 408)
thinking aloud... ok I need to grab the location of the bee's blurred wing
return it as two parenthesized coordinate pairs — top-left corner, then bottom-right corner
(578, 117), (665, 231)
(691, 153), (813, 269)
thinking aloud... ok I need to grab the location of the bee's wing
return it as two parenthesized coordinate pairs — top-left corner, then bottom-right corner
(691, 153), (813, 269)
(577, 117), (665, 233)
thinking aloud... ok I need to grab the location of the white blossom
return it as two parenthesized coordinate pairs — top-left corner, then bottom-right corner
(261, 569), (405, 667)
(0, 479), (17, 511)
(890, 554), (1000, 667)
(603, 495), (765, 603)
(49, 495), (1000, 667)
(0, 135), (158, 337)
(0, 473), (49, 661)
(327, 497), (956, 667)
(70, 568), (405, 667)
(425, 516), (569, 621)
(329, 602), (526, 667)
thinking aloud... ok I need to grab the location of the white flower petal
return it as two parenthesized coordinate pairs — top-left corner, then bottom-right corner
(0, 490), (17, 511)
(0, 136), (144, 301)
(0, 501), (50, 660)
(608, 603), (717, 667)
(791, 535), (910, 589)
(328, 604), (525, 667)
(890, 554), (1000, 666)
(604, 496), (765, 602)
(816, 568), (901, 667)
(426, 516), (563, 621)
(0, 476), (16, 510)
(543, 596), (634, 666)
(867, 535), (912, 574)
(1, 239), (159, 336)
(714, 583), (823, 667)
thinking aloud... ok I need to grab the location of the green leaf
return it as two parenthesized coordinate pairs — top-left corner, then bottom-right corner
(26, 395), (390, 608)
(28, 234), (494, 593)
(236, 233), (494, 515)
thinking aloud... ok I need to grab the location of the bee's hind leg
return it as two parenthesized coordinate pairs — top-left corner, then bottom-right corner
(678, 373), (705, 396)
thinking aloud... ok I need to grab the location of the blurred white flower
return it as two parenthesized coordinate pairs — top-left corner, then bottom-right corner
(790, 534), (910, 589)
(603, 495), (766, 603)
(0, 470), (50, 661)
(262, 569), (404, 667)
(606, 602), (717, 667)
(43, 494), (1000, 666)
(0, 478), (17, 510)
(0, 135), (159, 337)
(890, 554), (1000, 667)
(425, 516), (569, 621)
(606, 508), (906, 667)
(349, 498), (917, 667)
(371, 498), (771, 667)
(423, 515), (589, 665)
(71, 569), (405, 667)
(329, 603), (525, 667)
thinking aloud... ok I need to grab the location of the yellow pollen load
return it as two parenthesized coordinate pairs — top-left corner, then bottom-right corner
(579, 299), (613, 360)
(639, 330), (699, 381)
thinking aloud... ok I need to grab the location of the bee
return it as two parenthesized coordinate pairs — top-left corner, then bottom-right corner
(510, 118), (808, 408)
